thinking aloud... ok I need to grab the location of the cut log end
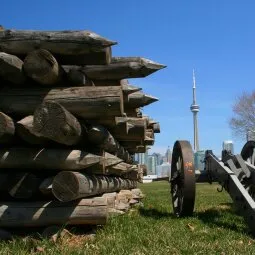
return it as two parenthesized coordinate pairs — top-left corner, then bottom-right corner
(0, 112), (15, 143)
(52, 171), (91, 202)
(33, 101), (82, 145)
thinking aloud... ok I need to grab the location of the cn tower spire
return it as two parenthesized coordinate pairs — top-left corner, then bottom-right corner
(190, 69), (200, 152)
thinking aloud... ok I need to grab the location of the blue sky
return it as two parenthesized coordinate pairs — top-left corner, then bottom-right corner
(2, 0), (255, 155)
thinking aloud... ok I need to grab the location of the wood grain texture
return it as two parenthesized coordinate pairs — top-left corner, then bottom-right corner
(0, 29), (117, 55)
(0, 86), (124, 119)
(0, 52), (26, 85)
(0, 198), (108, 227)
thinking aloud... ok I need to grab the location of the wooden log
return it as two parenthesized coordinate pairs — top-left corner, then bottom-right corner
(0, 198), (108, 227)
(65, 69), (93, 86)
(0, 29), (117, 55)
(128, 146), (147, 153)
(106, 162), (135, 175)
(152, 122), (160, 133)
(23, 49), (66, 85)
(52, 171), (137, 202)
(114, 117), (147, 140)
(144, 137), (154, 146)
(120, 141), (143, 149)
(16, 115), (51, 145)
(125, 91), (158, 108)
(39, 177), (54, 196)
(102, 192), (116, 209)
(33, 101), (86, 146)
(0, 86), (124, 118)
(8, 172), (42, 199)
(86, 125), (131, 161)
(86, 124), (118, 153)
(54, 46), (112, 65)
(146, 129), (154, 139)
(122, 84), (142, 95)
(0, 52), (26, 85)
(124, 108), (143, 118)
(0, 148), (122, 171)
(91, 79), (129, 86)
(0, 112), (15, 144)
(62, 57), (166, 80)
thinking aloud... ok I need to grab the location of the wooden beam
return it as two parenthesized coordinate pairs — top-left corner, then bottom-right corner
(62, 57), (166, 80)
(0, 148), (122, 172)
(0, 29), (117, 55)
(0, 86), (124, 119)
(0, 198), (108, 227)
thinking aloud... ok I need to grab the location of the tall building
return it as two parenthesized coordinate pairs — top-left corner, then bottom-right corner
(165, 146), (172, 163)
(222, 140), (234, 154)
(136, 149), (149, 165)
(147, 155), (157, 175)
(156, 163), (171, 178)
(190, 69), (200, 152)
(152, 152), (163, 166)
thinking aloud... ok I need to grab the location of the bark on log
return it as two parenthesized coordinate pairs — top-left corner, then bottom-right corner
(16, 115), (50, 145)
(0, 86), (124, 118)
(0, 29), (117, 55)
(0, 148), (122, 171)
(52, 171), (137, 202)
(0, 52), (26, 85)
(0, 112), (15, 144)
(54, 46), (112, 65)
(0, 198), (108, 227)
(23, 49), (66, 85)
(33, 101), (86, 146)
(62, 57), (166, 80)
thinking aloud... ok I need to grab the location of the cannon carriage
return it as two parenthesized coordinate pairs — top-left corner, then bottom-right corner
(170, 139), (255, 234)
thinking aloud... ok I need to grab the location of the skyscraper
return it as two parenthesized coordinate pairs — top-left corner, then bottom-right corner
(190, 69), (200, 152)
(165, 146), (172, 163)
(222, 140), (234, 154)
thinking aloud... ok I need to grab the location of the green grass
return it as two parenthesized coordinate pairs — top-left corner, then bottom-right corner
(1, 182), (255, 254)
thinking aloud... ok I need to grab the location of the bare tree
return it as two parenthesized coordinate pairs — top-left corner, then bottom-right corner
(229, 91), (255, 139)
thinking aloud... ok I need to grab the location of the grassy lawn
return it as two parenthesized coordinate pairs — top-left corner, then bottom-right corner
(1, 181), (255, 254)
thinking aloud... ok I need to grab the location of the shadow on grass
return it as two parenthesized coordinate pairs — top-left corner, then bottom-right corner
(195, 202), (251, 235)
(139, 207), (175, 219)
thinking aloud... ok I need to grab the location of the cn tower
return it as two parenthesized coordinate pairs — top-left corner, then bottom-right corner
(190, 69), (200, 152)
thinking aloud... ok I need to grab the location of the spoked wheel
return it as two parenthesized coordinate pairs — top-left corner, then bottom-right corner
(170, 140), (196, 217)
(241, 141), (255, 199)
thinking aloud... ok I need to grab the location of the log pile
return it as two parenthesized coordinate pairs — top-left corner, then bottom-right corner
(0, 27), (163, 229)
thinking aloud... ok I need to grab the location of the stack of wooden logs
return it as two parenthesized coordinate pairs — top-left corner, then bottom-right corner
(0, 28), (164, 228)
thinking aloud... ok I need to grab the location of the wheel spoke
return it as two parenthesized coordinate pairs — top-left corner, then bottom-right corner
(170, 140), (196, 217)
